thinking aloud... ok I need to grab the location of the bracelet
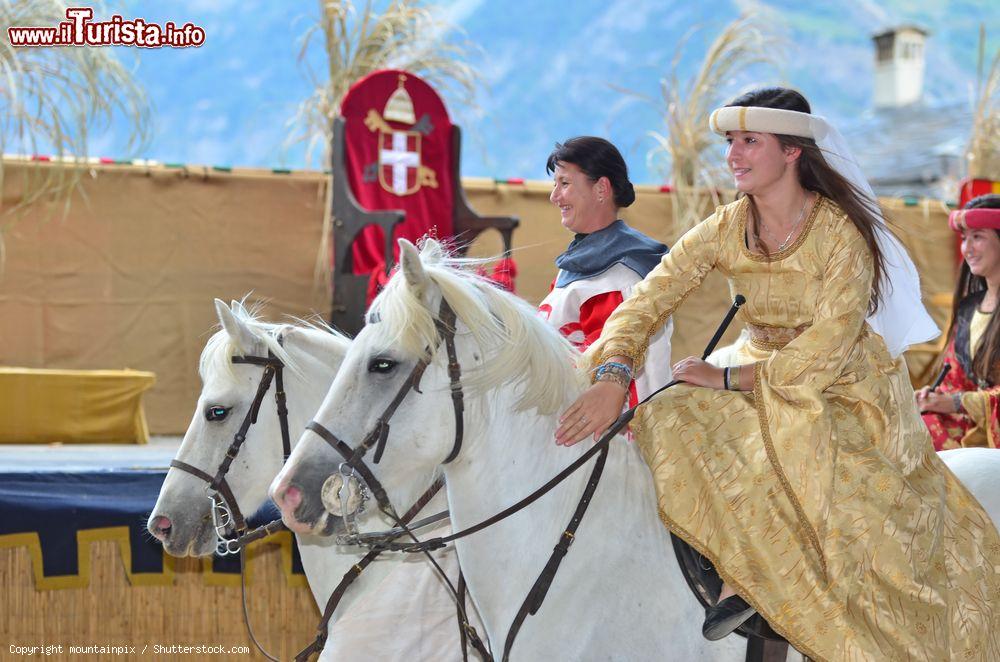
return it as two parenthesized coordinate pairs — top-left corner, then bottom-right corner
(952, 393), (964, 413)
(595, 370), (630, 389)
(723, 365), (741, 391)
(729, 365), (742, 391)
(597, 361), (633, 379)
(594, 361), (633, 385)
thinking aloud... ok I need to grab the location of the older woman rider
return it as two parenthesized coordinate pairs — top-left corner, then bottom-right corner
(539, 136), (672, 404)
(554, 87), (1000, 660)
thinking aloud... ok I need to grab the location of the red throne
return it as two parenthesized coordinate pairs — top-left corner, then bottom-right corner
(330, 69), (519, 335)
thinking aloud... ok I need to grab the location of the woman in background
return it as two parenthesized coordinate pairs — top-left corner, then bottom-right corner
(917, 194), (1000, 449)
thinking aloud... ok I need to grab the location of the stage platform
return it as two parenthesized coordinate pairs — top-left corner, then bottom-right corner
(1, 436), (318, 660)
(1, 435), (181, 472)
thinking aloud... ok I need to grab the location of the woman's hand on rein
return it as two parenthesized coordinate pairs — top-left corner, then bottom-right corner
(916, 389), (960, 414)
(671, 357), (725, 389)
(556, 381), (628, 446)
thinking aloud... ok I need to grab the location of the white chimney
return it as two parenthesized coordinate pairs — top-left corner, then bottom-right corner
(872, 25), (928, 109)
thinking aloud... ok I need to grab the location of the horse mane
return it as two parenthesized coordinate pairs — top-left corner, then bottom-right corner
(199, 299), (348, 386)
(368, 241), (586, 414)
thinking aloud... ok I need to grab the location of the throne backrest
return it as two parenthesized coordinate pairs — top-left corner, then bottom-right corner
(340, 69), (455, 275)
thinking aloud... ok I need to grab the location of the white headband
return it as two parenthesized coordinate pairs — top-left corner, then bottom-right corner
(708, 106), (828, 141)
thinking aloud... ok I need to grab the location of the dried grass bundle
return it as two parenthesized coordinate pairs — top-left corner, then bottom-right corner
(288, 0), (480, 166)
(647, 15), (777, 232)
(967, 25), (1000, 180)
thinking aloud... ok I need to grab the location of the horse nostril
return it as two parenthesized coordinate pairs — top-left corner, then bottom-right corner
(150, 515), (172, 540)
(281, 485), (302, 510)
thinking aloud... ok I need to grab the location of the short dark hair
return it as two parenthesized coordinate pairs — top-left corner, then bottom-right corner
(545, 136), (636, 208)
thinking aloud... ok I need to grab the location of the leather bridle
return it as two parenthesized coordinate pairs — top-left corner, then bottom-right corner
(164, 329), (476, 662)
(304, 297), (464, 535)
(297, 298), (491, 661)
(169, 350), (292, 556)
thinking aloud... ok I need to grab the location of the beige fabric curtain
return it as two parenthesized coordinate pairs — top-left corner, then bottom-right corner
(0, 163), (956, 433)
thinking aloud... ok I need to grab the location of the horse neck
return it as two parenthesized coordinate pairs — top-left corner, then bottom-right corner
(441, 384), (639, 633)
(446, 387), (590, 519)
(279, 329), (345, 437)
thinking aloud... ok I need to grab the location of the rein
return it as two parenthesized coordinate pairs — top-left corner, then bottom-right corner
(303, 294), (746, 661)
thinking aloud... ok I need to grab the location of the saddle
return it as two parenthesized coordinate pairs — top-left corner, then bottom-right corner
(670, 534), (791, 658)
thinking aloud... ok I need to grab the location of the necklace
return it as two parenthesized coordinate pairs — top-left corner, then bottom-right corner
(760, 194), (810, 251)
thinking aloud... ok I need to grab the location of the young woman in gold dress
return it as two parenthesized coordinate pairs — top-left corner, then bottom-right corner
(555, 87), (1000, 661)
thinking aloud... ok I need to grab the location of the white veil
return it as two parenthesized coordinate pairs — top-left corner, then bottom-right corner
(809, 116), (939, 357)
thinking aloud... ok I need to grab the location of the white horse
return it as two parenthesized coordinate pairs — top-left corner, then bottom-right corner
(148, 299), (467, 661)
(271, 240), (780, 661)
(270, 240), (1000, 661)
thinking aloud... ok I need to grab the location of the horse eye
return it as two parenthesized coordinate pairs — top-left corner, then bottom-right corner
(368, 358), (396, 373)
(205, 406), (231, 421)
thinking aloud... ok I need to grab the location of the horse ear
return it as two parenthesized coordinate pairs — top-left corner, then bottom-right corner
(215, 298), (256, 353)
(398, 239), (428, 295)
(420, 237), (444, 262)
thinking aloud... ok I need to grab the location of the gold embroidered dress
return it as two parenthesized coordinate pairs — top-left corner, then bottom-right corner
(588, 196), (1000, 661)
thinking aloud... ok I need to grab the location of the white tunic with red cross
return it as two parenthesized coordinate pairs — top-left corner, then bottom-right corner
(538, 262), (673, 405)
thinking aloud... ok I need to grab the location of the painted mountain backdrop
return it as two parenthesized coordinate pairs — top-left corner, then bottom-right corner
(29, 0), (1000, 183)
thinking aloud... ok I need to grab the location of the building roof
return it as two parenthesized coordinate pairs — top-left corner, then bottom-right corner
(872, 25), (930, 40)
(843, 100), (972, 199)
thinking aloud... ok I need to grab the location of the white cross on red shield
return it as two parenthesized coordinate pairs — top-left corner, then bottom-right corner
(378, 130), (421, 196)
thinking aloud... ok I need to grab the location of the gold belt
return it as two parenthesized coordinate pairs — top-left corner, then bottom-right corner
(747, 323), (809, 350)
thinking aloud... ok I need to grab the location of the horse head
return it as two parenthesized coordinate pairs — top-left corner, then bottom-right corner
(270, 238), (580, 539)
(148, 298), (347, 556)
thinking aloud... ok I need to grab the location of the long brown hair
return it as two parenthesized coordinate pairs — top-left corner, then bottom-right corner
(944, 194), (1000, 383)
(727, 87), (888, 314)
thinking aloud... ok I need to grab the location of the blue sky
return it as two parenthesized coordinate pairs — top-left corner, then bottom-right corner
(15, 0), (1000, 183)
